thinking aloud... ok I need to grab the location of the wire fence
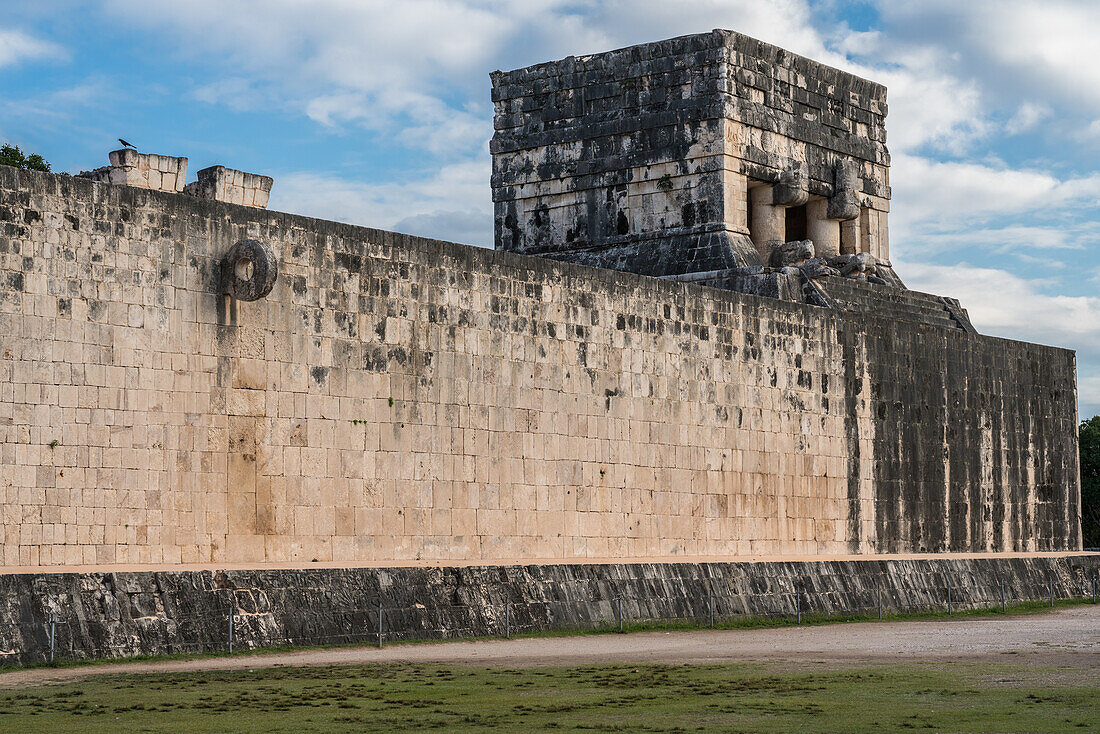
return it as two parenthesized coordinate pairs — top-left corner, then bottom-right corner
(3, 569), (1098, 667)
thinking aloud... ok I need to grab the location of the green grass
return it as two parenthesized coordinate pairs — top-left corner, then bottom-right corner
(0, 661), (1096, 732)
(3, 596), (1094, 674)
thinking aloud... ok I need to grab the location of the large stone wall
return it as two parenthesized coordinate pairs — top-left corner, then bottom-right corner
(0, 167), (1082, 569)
(3, 555), (1098, 665)
(491, 29), (892, 275)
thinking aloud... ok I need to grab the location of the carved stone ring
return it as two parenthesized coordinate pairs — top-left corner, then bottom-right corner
(224, 239), (278, 301)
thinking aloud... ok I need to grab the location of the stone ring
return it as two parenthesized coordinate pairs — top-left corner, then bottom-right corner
(224, 239), (278, 301)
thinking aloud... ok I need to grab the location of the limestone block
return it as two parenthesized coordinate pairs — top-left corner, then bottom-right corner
(806, 198), (840, 258)
(184, 166), (274, 209)
(827, 161), (861, 221)
(772, 167), (809, 207)
(81, 149), (188, 193)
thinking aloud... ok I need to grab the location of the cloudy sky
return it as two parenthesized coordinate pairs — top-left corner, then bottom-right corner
(2, 0), (1099, 417)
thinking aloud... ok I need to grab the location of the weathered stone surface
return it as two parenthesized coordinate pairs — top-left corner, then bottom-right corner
(838, 251), (877, 276)
(0, 166), (1082, 568)
(223, 239), (279, 301)
(2, 555), (1097, 665)
(184, 165), (273, 209)
(769, 239), (814, 267)
(77, 149), (187, 193)
(491, 29), (894, 277)
(799, 258), (839, 280)
(827, 161), (861, 221)
(772, 167), (810, 207)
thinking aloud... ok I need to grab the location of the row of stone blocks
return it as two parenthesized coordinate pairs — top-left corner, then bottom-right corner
(1, 556), (1097, 666)
(77, 149), (272, 208)
(821, 279), (965, 330)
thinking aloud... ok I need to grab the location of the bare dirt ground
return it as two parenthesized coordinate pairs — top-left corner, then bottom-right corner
(2, 605), (1097, 689)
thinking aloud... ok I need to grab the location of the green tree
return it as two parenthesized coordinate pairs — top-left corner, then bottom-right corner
(1082, 415), (1100, 548)
(0, 143), (50, 172)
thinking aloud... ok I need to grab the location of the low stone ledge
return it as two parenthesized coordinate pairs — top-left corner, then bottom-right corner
(2, 555), (1096, 666)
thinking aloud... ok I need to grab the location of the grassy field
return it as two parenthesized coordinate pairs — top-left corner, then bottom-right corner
(0, 661), (1095, 733)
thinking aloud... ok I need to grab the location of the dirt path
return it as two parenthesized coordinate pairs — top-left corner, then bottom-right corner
(2, 605), (1097, 689)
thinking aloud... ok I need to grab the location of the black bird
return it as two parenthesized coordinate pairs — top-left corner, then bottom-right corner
(118, 138), (136, 149)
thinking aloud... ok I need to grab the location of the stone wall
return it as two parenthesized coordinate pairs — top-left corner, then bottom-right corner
(2, 555), (1098, 665)
(183, 165), (273, 209)
(491, 29), (892, 275)
(0, 166), (1082, 569)
(77, 149), (188, 194)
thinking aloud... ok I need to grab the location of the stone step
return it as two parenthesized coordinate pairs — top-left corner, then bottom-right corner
(820, 279), (964, 330)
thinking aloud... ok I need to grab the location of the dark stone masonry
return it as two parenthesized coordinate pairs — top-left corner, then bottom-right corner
(3, 556), (1098, 665)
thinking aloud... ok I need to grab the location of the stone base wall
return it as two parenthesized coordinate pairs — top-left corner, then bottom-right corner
(2, 555), (1098, 665)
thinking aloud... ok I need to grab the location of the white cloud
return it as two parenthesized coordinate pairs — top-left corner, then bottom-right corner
(305, 90), (491, 156)
(834, 29), (882, 57)
(958, 1), (1100, 112)
(875, 0), (1100, 123)
(0, 28), (63, 67)
(876, 62), (988, 154)
(268, 158), (492, 247)
(1005, 102), (1052, 135)
(1079, 119), (1100, 142)
(102, 0), (514, 156)
(392, 210), (491, 247)
(190, 77), (271, 112)
(900, 226), (1089, 260)
(1080, 374), (1100, 419)
(902, 262), (1097, 337)
(890, 154), (1100, 237)
(0, 81), (107, 125)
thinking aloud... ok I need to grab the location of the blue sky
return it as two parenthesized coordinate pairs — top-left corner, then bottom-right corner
(3, 0), (1099, 417)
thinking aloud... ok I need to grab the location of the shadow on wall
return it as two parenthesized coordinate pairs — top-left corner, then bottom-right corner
(1082, 417), (1100, 548)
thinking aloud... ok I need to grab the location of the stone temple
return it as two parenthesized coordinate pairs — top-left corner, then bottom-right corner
(0, 30), (1092, 663)
(492, 30), (894, 285)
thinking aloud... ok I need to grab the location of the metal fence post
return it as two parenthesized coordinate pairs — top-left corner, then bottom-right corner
(1093, 573), (1097, 604)
(1049, 574), (1054, 608)
(378, 602), (383, 649)
(1001, 580), (1006, 613)
(796, 588), (801, 625)
(616, 597), (623, 633)
(947, 580), (952, 615)
(708, 589), (714, 628)
(48, 612), (56, 664)
(877, 587), (882, 620)
(505, 599), (510, 639)
(228, 612), (234, 654)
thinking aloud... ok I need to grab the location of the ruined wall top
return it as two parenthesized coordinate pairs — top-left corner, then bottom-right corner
(184, 165), (273, 209)
(491, 29), (893, 279)
(78, 151), (273, 209)
(77, 149), (188, 193)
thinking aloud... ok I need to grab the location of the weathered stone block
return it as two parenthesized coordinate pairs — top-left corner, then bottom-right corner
(492, 30), (891, 278)
(183, 166), (274, 209)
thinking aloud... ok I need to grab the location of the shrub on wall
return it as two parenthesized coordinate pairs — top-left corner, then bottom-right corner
(0, 144), (50, 172)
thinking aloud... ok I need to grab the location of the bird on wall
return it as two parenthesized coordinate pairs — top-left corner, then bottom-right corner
(118, 138), (136, 149)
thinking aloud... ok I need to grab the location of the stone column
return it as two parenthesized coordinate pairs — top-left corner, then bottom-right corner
(840, 218), (860, 255)
(749, 185), (784, 259)
(806, 198), (840, 258)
